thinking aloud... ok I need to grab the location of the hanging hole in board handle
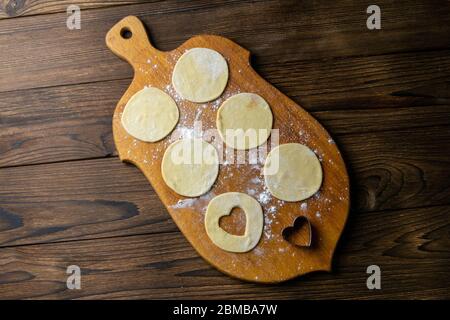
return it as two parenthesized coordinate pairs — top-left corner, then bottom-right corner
(120, 27), (132, 39)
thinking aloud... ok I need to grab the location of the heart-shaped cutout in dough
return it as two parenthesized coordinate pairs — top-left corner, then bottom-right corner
(205, 192), (263, 253)
(282, 216), (312, 248)
(219, 206), (246, 236)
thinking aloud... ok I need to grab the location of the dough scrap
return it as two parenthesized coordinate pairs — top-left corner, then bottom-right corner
(205, 192), (263, 253)
(217, 93), (273, 150)
(121, 87), (179, 142)
(162, 138), (219, 197)
(264, 143), (322, 202)
(172, 48), (228, 103)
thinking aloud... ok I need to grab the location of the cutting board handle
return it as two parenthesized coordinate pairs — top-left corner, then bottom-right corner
(106, 16), (158, 69)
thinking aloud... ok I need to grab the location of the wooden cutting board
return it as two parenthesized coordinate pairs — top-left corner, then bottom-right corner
(106, 16), (350, 283)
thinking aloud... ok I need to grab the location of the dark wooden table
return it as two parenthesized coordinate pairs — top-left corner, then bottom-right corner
(0, 0), (449, 299)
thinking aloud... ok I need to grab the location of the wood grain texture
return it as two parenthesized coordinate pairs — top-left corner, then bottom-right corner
(1, 125), (449, 248)
(0, 158), (174, 247)
(0, 0), (158, 19)
(0, 204), (448, 299)
(0, 0), (449, 93)
(0, 0), (449, 298)
(1, 49), (449, 168)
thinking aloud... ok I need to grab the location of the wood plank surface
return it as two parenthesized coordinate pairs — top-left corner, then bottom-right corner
(1, 49), (449, 168)
(0, 204), (448, 299)
(0, 0), (449, 299)
(0, 0), (158, 19)
(1, 125), (448, 248)
(0, 0), (449, 93)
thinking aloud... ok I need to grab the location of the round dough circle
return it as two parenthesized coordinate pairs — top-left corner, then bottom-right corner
(217, 93), (273, 150)
(172, 48), (229, 103)
(205, 192), (263, 253)
(121, 87), (179, 142)
(162, 138), (219, 197)
(264, 143), (322, 202)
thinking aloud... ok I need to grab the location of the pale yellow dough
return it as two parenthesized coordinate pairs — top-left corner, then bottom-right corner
(217, 93), (273, 150)
(161, 138), (219, 197)
(205, 192), (263, 253)
(121, 87), (179, 142)
(264, 143), (322, 202)
(172, 48), (228, 103)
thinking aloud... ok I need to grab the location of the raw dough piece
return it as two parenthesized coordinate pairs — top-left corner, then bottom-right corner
(264, 143), (322, 202)
(162, 138), (219, 197)
(121, 87), (179, 142)
(172, 48), (228, 103)
(205, 192), (263, 253)
(217, 93), (273, 150)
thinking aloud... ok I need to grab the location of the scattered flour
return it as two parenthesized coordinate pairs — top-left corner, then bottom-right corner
(170, 192), (215, 213)
(211, 97), (222, 110)
(267, 206), (277, 214)
(250, 176), (262, 184)
(253, 247), (264, 256)
(258, 190), (271, 205)
(171, 198), (197, 209)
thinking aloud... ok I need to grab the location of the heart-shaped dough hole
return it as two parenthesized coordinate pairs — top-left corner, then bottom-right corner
(205, 192), (263, 253)
(219, 207), (246, 236)
(282, 216), (312, 247)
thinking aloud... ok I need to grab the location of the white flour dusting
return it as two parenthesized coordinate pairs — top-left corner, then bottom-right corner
(169, 192), (215, 213)
(250, 176), (262, 184)
(267, 206), (277, 214)
(258, 190), (271, 205)
(253, 247), (264, 256)
(211, 97), (222, 110)
(171, 198), (197, 209)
